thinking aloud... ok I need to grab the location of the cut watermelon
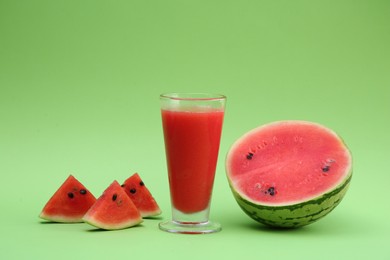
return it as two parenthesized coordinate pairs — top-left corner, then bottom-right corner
(121, 173), (161, 217)
(226, 120), (352, 228)
(83, 181), (143, 230)
(39, 175), (96, 223)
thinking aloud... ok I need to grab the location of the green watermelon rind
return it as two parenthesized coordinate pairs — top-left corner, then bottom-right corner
(39, 214), (85, 223)
(229, 170), (352, 228)
(83, 216), (143, 231)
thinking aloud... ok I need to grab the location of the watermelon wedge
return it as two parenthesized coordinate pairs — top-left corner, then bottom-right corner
(226, 120), (352, 228)
(83, 181), (143, 230)
(121, 173), (162, 218)
(39, 175), (96, 223)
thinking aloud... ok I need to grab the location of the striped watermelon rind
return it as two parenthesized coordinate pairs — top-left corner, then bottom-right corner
(229, 171), (352, 228)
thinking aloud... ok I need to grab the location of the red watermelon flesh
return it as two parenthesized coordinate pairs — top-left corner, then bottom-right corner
(121, 173), (161, 217)
(83, 181), (143, 230)
(226, 121), (352, 206)
(39, 175), (96, 223)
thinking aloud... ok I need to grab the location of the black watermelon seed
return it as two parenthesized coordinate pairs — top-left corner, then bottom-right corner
(120, 184), (125, 187)
(130, 188), (136, 194)
(67, 192), (74, 199)
(79, 189), (87, 195)
(112, 194), (117, 201)
(246, 152), (254, 160)
(267, 187), (276, 196)
(140, 181), (144, 186)
(322, 165), (330, 172)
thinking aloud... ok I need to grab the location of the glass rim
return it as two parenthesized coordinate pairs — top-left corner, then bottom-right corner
(160, 92), (226, 101)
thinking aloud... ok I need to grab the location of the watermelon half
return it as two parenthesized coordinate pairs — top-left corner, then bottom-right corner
(83, 181), (143, 230)
(39, 175), (96, 223)
(226, 120), (352, 228)
(121, 173), (161, 218)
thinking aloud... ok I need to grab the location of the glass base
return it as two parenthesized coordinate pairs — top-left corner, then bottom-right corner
(159, 220), (221, 234)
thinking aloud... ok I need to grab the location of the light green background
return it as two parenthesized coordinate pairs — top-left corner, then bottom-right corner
(1, 0), (389, 259)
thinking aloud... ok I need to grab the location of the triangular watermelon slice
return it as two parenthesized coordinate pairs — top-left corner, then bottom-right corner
(39, 175), (97, 223)
(121, 173), (162, 217)
(83, 181), (143, 230)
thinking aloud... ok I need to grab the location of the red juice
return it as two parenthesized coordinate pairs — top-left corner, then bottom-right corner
(161, 109), (224, 214)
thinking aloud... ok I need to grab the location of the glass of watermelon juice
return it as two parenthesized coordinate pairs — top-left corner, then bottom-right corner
(159, 93), (226, 234)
